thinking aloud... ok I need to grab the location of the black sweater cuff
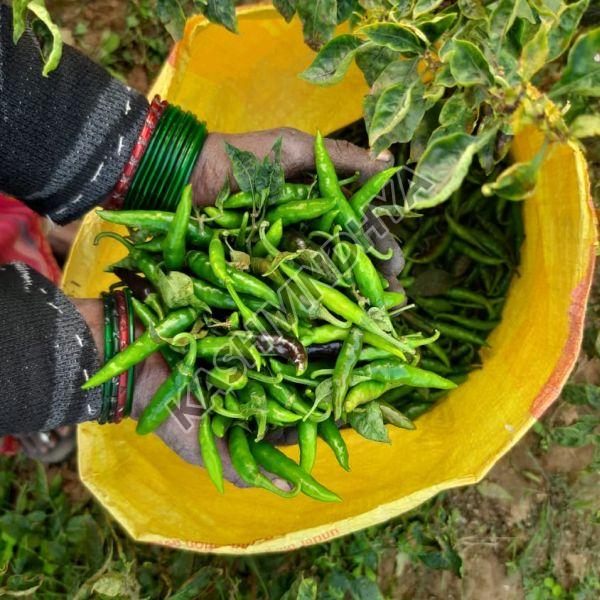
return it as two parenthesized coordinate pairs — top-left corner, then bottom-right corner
(0, 263), (102, 435)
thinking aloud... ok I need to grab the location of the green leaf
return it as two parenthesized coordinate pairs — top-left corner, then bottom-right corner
(314, 378), (333, 406)
(273, 0), (296, 22)
(547, 0), (589, 61)
(349, 402), (390, 443)
(370, 57), (420, 94)
(170, 567), (222, 599)
(14, 0), (63, 76)
(438, 92), (473, 128)
(529, 0), (562, 17)
(371, 92), (428, 155)
(205, 0), (238, 33)
(297, 577), (318, 600)
(362, 22), (425, 54)
(11, 0), (30, 42)
(389, 0), (412, 18)
(225, 143), (260, 193)
(488, 0), (523, 51)
(407, 130), (494, 209)
(417, 13), (458, 43)
(561, 383), (600, 409)
(457, 0), (486, 20)
(365, 73), (428, 156)
(413, 0), (445, 19)
(297, 0), (337, 50)
(481, 146), (545, 200)
(549, 29), (600, 98)
(519, 21), (549, 80)
(157, 0), (186, 40)
(369, 80), (416, 148)
(355, 45), (400, 86)
(281, 576), (320, 600)
(551, 415), (599, 448)
(570, 114), (600, 138)
(448, 39), (494, 86)
(349, 578), (385, 600)
(300, 35), (364, 85)
(92, 573), (139, 598)
(157, 271), (209, 312)
(516, 0), (535, 24)
(409, 106), (440, 162)
(476, 113), (504, 174)
(432, 63), (455, 88)
(336, 0), (356, 24)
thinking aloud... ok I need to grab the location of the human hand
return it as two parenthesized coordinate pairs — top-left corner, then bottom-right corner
(190, 127), (394, 206)
(74, 298), (293, 489)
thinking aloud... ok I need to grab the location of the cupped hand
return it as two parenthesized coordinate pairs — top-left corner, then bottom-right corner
(190, 127), (394, 206)
(74, 298), (293, 488)
(130, 351), (296, 489)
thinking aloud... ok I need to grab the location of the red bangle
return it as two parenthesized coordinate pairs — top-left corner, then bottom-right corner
(107, 95), (168, 209)
(113, 291), (130, 423)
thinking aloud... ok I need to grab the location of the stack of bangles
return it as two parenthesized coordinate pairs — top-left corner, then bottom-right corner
(99, 289), (135, 424)
(98, 96), (207, 424)
(108, 95), (208, 211)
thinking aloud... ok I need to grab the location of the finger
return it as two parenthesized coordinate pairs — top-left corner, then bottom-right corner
(322, 136), (394, 181)
(277, 128), (394, 180)
(363, 209), (405, 283)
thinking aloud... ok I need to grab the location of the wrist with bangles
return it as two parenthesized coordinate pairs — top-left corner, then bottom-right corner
(107, 95), (207, 211)
(98, 95), (206, 423)
(98, 289), (135, 424)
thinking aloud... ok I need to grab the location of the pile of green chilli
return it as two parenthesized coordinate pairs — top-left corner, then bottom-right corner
(82, 131), (521, 502)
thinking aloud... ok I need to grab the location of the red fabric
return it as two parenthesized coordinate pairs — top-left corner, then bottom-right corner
(0, 194), (61, 284)
(0, 193), (62, 452)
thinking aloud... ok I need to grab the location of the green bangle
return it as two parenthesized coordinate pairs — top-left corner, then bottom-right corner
(107, 294), (121, 423)
(151, 113), (196, 207)
(163, 120), (206, 211)
(100, 293), (115, 424)
(124, 289), (135, 417)
(162, 113), (205, 211)
(126, 107), (178, 210)
(153, 111), (198, 211)
(124, 103), (207, 211)
(129, 107), (179, 210)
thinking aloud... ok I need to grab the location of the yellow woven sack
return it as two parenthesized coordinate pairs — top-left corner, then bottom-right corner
(62, 5), (596, 554)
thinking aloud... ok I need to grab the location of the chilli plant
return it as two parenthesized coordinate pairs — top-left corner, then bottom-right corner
(13, 1), (600, 207)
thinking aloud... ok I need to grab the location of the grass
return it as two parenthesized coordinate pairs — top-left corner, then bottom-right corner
(0, 368), (597, 597)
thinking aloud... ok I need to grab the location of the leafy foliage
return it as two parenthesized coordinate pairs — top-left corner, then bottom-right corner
(300, 1), (599, 207)
(14, 2), (598, 208)
(348, 401), (391, 443)
(12, 0), (62, 76)
(0, 455), (465, 597)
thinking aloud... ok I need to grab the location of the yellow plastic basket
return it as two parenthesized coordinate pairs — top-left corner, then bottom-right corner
(62, 5), (596, 554)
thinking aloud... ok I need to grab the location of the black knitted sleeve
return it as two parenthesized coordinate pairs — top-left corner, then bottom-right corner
(0, 263), (102, 435)
(0, 3), (148, 224)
